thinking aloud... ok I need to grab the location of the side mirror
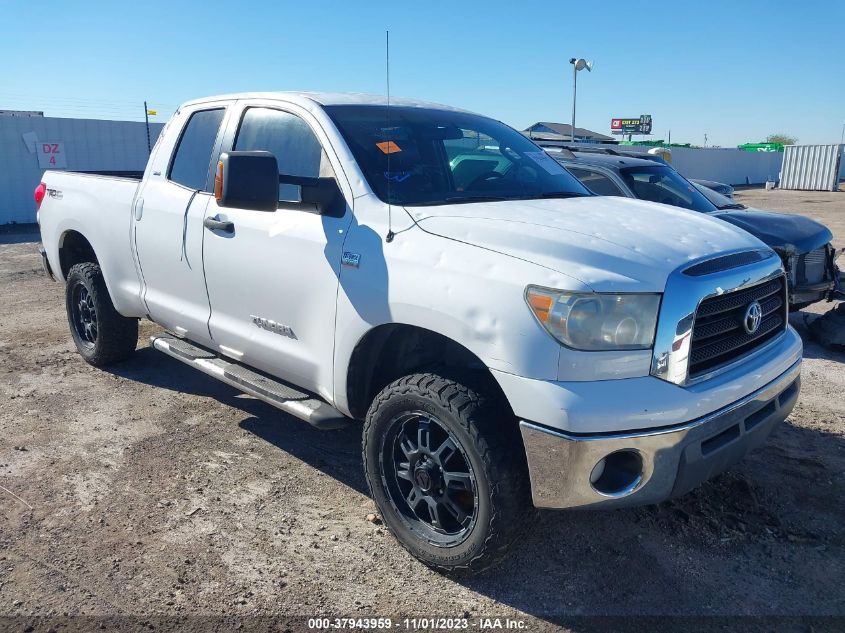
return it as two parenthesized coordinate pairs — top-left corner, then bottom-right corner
(280, 174), (343, 216)
(214, 151), (278, 212)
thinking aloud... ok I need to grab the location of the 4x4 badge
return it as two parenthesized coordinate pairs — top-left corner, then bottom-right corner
(342, 252), (360, 268)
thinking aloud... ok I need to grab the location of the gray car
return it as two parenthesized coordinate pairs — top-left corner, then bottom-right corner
(690, 178), (734, 199)
(544, 147), (840, 310)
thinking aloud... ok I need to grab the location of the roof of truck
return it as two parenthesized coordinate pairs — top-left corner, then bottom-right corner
(179, 91), (469, 112)
(555, 151), (665, 170)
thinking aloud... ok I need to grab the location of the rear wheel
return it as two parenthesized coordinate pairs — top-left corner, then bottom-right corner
(65, 262), (138, 366)
(363, 372), (533, 574)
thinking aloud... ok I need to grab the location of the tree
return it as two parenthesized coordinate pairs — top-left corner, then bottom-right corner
(766, 133), (798, 145)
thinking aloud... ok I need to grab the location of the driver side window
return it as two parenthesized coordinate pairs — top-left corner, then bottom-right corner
(234, 107), (335, 203)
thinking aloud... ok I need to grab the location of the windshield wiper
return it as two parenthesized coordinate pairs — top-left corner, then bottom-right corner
(409, 192), (588, 206)
(535, 191), (591, 199)
(717, 203), (747, 210)
(413, 195), (512, 206)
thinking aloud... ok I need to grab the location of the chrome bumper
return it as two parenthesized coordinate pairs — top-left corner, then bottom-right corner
(519, 359), (801, 509)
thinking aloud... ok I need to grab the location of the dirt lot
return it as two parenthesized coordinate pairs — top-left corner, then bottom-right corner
(1, 188), (844, 631)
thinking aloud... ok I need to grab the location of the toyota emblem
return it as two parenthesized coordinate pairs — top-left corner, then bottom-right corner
(743, 301), (763, 334)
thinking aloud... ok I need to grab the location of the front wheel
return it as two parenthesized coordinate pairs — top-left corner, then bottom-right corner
(65, 262), (138, 366)
(363, 373), (533, 574)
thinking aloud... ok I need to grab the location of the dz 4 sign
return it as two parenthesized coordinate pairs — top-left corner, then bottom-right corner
(37, 142), (67, 169)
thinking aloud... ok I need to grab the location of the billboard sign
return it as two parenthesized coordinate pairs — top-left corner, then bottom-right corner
(611, 115), (652, 135)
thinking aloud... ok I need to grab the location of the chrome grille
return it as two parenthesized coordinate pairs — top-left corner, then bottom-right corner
(688, 276), (786, 378)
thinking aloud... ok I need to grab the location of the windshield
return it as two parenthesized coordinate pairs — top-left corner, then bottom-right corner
(324, 105), (591, 206)
(693, 182), (747, 210)
(618, 164), (717, 213)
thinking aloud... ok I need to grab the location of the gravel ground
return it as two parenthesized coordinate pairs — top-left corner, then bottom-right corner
(1, 187), (843, 631)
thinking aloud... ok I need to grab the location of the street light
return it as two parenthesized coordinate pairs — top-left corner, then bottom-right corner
(569, 57), (593, 143)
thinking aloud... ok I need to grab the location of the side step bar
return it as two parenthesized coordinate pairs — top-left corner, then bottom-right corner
(150, 334), (350, 430)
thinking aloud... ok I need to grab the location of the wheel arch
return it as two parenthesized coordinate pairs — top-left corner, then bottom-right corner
(344, 323), (511, 420)
(58, 230), (99, 279)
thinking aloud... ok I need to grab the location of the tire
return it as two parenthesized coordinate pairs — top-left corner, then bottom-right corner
(363, 372), (533, 574)
(65, 262), (138, 366)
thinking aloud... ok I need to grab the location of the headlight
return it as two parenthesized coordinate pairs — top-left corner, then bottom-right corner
(526, 286), (661, 351)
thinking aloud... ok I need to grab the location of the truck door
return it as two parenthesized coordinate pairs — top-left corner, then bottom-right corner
(201, 104), (354, 401)
(133, 105), (229, 344)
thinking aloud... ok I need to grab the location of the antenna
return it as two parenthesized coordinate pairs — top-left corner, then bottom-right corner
(385, 29), (395, 243)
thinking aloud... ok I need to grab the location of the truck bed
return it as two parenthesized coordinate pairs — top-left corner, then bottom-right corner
(38, 169), (146, 317)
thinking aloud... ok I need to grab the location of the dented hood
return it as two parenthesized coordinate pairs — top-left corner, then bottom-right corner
(408, 196), (769, 292)
(713, 208), (832, 254)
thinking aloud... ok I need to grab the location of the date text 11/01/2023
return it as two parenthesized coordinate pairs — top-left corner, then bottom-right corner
(306, 617), (528, 630)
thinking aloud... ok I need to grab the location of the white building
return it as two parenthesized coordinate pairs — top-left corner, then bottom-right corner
(0, 112), (164, 224)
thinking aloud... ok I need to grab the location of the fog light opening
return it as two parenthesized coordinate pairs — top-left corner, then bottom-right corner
(590, 450), (644, 497)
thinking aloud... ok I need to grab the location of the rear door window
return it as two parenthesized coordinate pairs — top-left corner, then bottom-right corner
(168, 108), (226, 191)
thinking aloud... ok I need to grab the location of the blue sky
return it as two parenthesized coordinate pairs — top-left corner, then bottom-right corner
(3, 0), (843, 147)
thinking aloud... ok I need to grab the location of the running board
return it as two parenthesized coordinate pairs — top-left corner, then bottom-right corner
(150, 334), (349, 430)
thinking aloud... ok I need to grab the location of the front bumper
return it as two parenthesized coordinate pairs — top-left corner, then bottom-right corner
(790, 280), (834, 307)
(519, 359), (801, 509)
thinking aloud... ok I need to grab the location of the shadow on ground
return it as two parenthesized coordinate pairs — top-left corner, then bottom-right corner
(106, 347), (368, 495)
(0, 229), (40, 245)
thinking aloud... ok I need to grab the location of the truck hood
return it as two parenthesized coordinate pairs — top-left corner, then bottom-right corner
(407, 197), (768, 292)
(712, 208), (833, 254)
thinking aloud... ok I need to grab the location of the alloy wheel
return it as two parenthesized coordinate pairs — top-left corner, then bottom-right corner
(71, 284), (98, 348)
(380, 411), (478, 545)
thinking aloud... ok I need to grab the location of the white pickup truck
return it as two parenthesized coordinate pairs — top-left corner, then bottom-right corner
(37, 92), (802, 572)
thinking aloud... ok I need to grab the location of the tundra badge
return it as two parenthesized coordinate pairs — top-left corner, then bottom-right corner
(250, 315), (296, 339)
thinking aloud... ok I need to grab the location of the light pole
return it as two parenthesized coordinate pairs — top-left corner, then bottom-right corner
(841, 122), (844, 145)
(569, 58), (593, 143)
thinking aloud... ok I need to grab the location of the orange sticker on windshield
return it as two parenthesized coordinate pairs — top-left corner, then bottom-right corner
(376, 141), (402, 154)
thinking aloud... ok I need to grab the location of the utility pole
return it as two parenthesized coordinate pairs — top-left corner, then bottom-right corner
(144, 101), (152, 154)
(570, 60), (577, 143)
(569, 58), (592, 143)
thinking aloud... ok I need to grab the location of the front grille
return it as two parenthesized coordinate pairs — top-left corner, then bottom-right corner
(797, 247), (828, 285)
(688, 276), (787, 378)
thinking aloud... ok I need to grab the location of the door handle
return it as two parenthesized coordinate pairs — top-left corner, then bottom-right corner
(204, 216), (234, 233)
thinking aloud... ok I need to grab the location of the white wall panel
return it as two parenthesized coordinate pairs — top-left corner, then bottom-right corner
(0, 116), (164, 224)
(780, 144), (844, 191)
